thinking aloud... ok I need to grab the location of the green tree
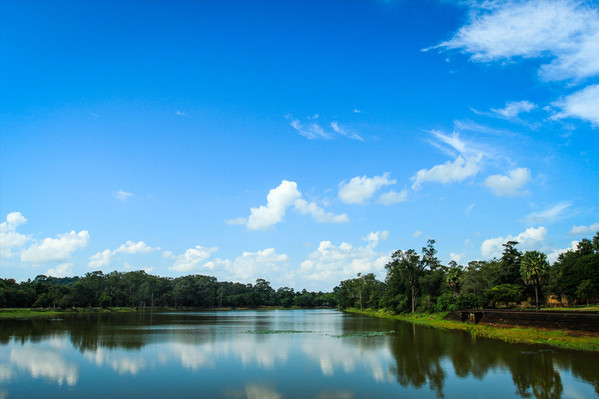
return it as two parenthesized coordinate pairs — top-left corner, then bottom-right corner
(385, 249), (423, 313)
(520, 250), (550, 311)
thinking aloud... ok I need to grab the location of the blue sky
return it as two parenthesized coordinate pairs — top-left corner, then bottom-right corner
(1, 0), (598, 291)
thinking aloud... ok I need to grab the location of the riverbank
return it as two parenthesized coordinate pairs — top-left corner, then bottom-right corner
(0, 306), (332, 319)
(345, 308), (599, 352)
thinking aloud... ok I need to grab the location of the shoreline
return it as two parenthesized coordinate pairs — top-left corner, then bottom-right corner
(0, 306), (334, 319)
(344, 308), (599, 352)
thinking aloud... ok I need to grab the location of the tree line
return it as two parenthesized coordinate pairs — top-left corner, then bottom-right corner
(2, 232), (597, 312)
(0, 272), (334, 309)
(334, 233), (599, 313)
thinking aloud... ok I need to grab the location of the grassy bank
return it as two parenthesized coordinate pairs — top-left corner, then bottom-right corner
(0, 307), (141, 318)
(345, 308), (599, 352)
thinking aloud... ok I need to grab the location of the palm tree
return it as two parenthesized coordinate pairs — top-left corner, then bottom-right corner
(520, 251), (549, 311)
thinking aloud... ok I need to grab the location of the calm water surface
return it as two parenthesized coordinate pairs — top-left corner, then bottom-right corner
(1, 309), (597, 398)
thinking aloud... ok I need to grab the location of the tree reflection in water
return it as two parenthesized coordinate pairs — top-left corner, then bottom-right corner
(385, 320), (598, 398)
(1, 311), (598, 398)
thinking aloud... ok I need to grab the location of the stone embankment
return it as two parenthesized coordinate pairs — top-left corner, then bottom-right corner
(448, 309), (599, 332)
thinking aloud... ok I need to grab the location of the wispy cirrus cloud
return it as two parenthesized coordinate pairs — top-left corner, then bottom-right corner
(436, 0), (599, 82)
(287, 115), (364, 141)
(411, 130), (485, 190)
(552, 84), (599, 127)
(114, 190), (134, 201)
(435, 0), (599, 127)
(524, 201), (573, 224)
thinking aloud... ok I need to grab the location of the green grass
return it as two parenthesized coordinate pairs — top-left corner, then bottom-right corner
(345, 308), (599, 352)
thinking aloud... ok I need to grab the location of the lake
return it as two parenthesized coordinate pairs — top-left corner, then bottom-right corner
(0, 309), (597, 398)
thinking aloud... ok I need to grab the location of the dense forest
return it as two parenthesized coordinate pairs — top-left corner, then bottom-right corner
(0, 273), (333, 309)
(1, 233), (597, 312)
(335, 233), (599, 313)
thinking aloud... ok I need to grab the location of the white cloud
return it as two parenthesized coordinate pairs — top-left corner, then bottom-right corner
(88, 249), (113, 268)
(289, 118), (331, 140)
(115, 240), (154, 254)
(247, 180), (302, 230)
(480, 226), (547, 258)
(114, 190), (134, 201)
(449, 253), (464, 263)
(484, 167), (531, 196)
(429, 130), (468, 155)
(491, 100), (536, 119)
(411, 154), (482, 190)
(87, 240), (156, 269)
(298, 232), (390, 285)
(47, 263), (74, 278)
(225, 217), (247, 225)
(330, 121), (364, 141)
(377, 189), (408, 205)
(547, 240), (579, 263)
(10, 347), (78, 386)
(246, 180), (347, 230)
(552, 84), (599, 126)
(169, 246), (218, 272)
(226, 248), (288, 281)
(569, 222), (599, 235)
(437, 0), (599, 81)
(294, 199), (349, 223)
(0, 212), (30, 259)
(21, 230), (89, 264)
(412, 230), (422, 237)
(524, 201), (572, 224)
(338, 173), (396, 204)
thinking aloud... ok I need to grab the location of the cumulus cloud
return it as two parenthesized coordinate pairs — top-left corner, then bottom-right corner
(115, 240), (154, 254)
(552, 84), (599, 126)
(225, 248), (288, 281)
(247, 181), (302, 230)
(484, 167), (531, 196)
(88, 249), (113, 268)
(569, 222), (599, 235)
(47, 263), (74, 278)
(524, 202), (572, 224)
(338, 173), (396, 204)
(21, 231), (89, 264)
(377, 189), (409, 205)
(87, 241), (156, 269)
(547, 240), (580, 263)
(436, 0), (599, 81)
(246, 180), (347, 230)
(298, 231), (390, 286)
(294, 199), (349, 223)
(480, 226), (547, 258)
(169, 246), (218, 272)
(411, 154), (482, 190)
(114, 190), (134, 201)
(0, 212), (30, 259)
